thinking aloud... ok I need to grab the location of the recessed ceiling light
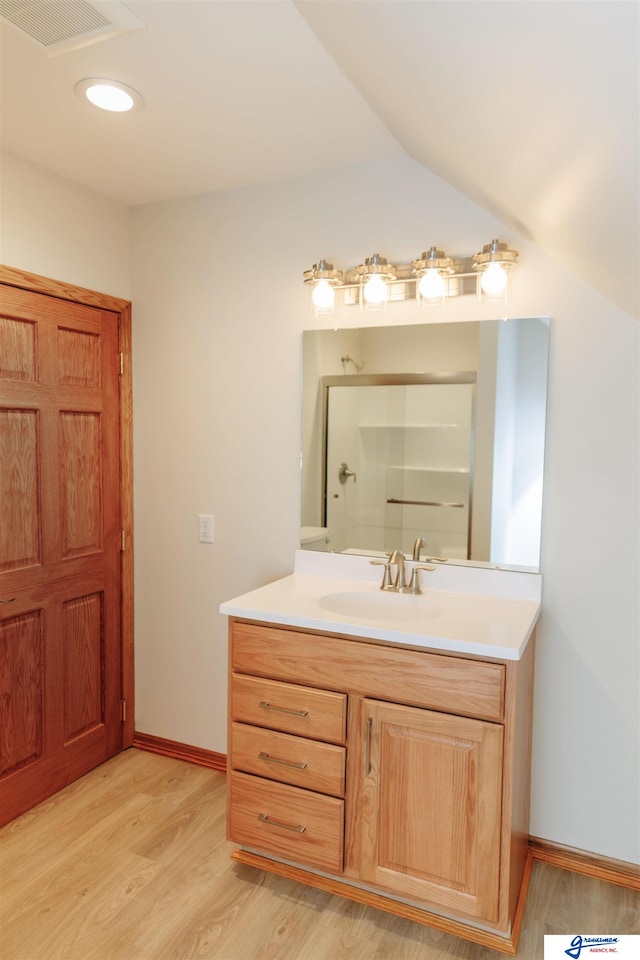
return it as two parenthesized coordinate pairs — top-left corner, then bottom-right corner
(75, 78), (144, 113)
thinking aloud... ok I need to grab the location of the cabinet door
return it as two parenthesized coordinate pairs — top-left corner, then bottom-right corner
(359, 699), (503, 922)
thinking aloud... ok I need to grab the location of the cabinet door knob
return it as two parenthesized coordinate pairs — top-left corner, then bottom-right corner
(0, 597), (17, 604)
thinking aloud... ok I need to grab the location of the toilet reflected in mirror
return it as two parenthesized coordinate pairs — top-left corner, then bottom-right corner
(301, 526), (332, 552)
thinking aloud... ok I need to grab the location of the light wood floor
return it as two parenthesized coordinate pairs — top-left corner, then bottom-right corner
(0, 749), (637, 960)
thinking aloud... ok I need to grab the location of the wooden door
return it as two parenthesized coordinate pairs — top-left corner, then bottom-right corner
(358, 698), (503, 923)
(0, 280), (128, 826)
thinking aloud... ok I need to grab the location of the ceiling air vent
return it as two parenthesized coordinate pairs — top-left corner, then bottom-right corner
(0, 0), (145, 56)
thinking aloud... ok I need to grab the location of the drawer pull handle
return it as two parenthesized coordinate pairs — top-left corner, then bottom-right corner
(258, 751), (308, 770)
(258, 700), (309, 718)
(365, 716), (373, 775)
(257, 813), (306, 833)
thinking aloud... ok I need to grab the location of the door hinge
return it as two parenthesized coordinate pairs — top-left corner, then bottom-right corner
(121, 529), (126, 552)
(121, 699), (127, 722)
(119, 352), (124, 376)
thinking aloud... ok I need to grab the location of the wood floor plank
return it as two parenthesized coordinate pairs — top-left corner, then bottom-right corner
(132, 776), (227, 867)
(155, 871), (330, 960)
(295, 926), (383, 960)
(109, 852), (261, 956)
(373, 914), (463, 960)
(0, 849), (159, 960)
(1, 749), (638, 960)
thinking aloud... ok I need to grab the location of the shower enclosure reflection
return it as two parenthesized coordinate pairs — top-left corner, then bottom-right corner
(324, 376), (476, 560)
(301, 318), (550, 572)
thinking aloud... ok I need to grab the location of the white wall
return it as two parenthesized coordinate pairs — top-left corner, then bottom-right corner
(2, 151), (638, 866)
(0, 151), (131, 298)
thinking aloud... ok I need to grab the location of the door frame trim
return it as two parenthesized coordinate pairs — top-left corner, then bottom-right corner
(0, 264), (135, 747)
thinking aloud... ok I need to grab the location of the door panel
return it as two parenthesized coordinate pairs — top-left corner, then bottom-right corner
(63, 592), (104, 742)
(0, 315), (36, 381)
(59, 411), (103, 557)
(0, 408), (40, 570)
(0, 610), (44, 778)
(0, 284), (124, 826)
(57, 326), (101, 387)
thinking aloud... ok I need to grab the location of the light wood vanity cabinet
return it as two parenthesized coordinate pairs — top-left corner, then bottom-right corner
(227, 618), (535, 953)
(352, 697), (503, 921)
(228, 666), (347, 873)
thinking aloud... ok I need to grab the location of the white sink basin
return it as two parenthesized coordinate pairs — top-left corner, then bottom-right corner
(318, 590), (444, 622)
(221, 553), (543, 660)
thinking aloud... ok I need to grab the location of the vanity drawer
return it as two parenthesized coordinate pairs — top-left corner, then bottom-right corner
(231, 673), (347, 744)
(231, 721), (346, 797)
(229, 771), (344, 874)
(232, 621), (505, 721)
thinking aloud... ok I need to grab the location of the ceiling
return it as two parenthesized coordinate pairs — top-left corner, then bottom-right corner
(1, 0), (638, 317)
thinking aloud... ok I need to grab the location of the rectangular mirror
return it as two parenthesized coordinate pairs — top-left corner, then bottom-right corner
(301, 318), (550, 572)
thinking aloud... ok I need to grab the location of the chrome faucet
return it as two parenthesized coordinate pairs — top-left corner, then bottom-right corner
(370, 549), (408, 592)
(371, 548), (437, 593)
(389, 549), (408, 592)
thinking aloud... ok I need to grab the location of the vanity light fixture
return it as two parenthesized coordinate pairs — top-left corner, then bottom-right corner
(303, 260), (344, 316)
(75, 78), (144, 113)
(355, 253), (397, 311)
(303, 239), (518, 314)
(412, 247), (455, 306)
(472, 239), (518, 300)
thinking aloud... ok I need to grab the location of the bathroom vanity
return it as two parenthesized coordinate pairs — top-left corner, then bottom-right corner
(221, 551), (541, 954)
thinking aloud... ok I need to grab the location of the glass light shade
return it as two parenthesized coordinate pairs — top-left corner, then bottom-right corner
(363, 274), (389, 305)
(76, 78), (144, 113)
(480, 261), (508, 296)
(311, 280), (336, 311)
(86, 84), (133, 111)
(418, 268), (446, 299)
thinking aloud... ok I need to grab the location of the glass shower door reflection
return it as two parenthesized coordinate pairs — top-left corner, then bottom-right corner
(324, 382), (475, 558)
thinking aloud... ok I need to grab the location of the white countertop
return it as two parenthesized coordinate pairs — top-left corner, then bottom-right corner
(220, 551), (542, 661)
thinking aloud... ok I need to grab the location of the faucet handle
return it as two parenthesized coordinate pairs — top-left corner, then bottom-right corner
(338, 462), (357, 484)
(408, 564), (437, 594)
(370, 559), (393, 590)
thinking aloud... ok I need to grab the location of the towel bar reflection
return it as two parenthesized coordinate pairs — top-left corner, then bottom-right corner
(387, 498), (464, 508)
